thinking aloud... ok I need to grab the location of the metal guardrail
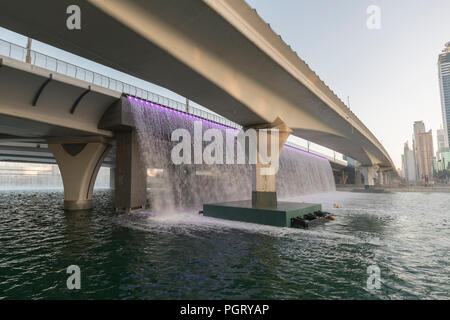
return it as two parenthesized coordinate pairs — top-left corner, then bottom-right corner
(0, 38), (238, 128)
(0, 38), (347, 165)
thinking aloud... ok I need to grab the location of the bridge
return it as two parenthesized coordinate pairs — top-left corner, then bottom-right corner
(0, 0), (397, 211)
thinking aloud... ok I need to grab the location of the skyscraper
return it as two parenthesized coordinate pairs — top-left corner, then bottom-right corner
(413, 121), (425, 180)
(417, 130), (434, 183)
(436, 128), (450, 168)
(437, 128), (446, 152)
(401, 141), (416, 182)
(438, 42), (450, 148)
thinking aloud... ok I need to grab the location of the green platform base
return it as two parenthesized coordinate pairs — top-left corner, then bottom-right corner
(203, 200), (321, 227)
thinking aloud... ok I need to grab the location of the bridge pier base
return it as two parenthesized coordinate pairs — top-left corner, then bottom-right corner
(361, 166), (376, 189)
(355, 169), (363, 185)
(378, 169), (384, 185)
(109, 167), (115, 189)
(48, 137), (112, 211)
(249, 118), (292, 207)
(385, 172), (391, 185)
(204, 118), (322, 227)
(98, 98), (147, 212)
(114, 130), (147, 212)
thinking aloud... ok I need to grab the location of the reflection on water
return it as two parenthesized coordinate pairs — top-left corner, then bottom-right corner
(0, 190), (449, 299)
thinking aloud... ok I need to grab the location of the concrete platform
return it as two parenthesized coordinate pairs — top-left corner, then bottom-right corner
(203, 200), (321, 227)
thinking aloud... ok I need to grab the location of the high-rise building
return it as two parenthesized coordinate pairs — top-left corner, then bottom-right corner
(401, 154), (405, 178)
(402, 141), (416, 182)
(413, 121), (425, 180)
(437, 128), (446, 152)
(432, 157), (439, 175)
(438, 42), (450, 148)
(417, 130), (434, 182)
(439, 149), (450, 170)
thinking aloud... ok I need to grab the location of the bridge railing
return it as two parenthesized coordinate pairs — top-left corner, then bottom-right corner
(0, 38), (347, 165)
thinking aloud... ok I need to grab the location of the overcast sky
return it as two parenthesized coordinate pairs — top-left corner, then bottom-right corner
(1, 1), (450, 168)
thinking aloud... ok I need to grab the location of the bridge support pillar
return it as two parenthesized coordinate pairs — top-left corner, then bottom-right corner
(204, 118), (322, 227)
(48, 137), (112, 211)
(114, 130), (147, 212)
(98, 98), (147, 212)
(385, 172), (391, 185)
(360, 166), (376, 189)
(355, 169), (362, 185)
(109, 167), (115, 189)
(248, 118), (292, 207)
(378, 169), (384, 185)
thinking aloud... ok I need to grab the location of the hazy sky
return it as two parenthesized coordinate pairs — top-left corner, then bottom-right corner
(245, 0), (450, 168)
(1, 1), (450, 168)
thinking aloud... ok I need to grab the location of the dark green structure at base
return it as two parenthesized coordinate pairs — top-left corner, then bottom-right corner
(203, 200), (321, 227)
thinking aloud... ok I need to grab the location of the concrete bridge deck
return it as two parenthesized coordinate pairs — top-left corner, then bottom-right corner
(0, 0), (398, 210)
(0, 41), (346, 169)
(0, 0), (395, 170)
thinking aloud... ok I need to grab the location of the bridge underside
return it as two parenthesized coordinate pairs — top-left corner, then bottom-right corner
(0, 55), (389, 211)
(0, 56), (117, 138)
(0, 0), (395, 170)
(0, 0), (397, 211)
(292, 129), (376, 167)
(0, 57), (122, 210)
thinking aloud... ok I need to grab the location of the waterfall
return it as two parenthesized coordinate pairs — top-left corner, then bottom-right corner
(130, 100), (335, 212)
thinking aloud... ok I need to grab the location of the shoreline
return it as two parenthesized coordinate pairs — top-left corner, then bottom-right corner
(336, 185), (450, 193)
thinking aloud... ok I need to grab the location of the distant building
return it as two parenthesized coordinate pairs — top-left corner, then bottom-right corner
(401, 154), (405, 178)
(401, 141), (416, 182)
(417, 130), (434, 183)
(413, 121), (425, 180)
(432, 157), (439, 174)
(438, 42), (450, 148)
(437, 128), (447, 152)
(438, 148), (450, 170)
(0, 162), (111, 189)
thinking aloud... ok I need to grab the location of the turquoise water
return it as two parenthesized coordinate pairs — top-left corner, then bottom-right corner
(0, 190), (449, 299)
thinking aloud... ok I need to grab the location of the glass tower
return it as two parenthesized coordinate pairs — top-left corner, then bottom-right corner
(438, 42), (450, 148)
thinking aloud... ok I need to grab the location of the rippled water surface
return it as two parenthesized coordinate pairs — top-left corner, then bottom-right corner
(0, 190), (449, 299)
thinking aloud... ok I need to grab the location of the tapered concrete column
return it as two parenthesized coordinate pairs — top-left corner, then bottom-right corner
(355, 169), (362, 185)
(109, 167), (115, 189)
(385, 172), (391, 185)
(48, 136), (112, 210)
(247, 117), (292, 207)
(378, 170), (384, 185)
(360, 166), (376, 189)
(115, 130), (147, 212)
(98, 98), (147, 212)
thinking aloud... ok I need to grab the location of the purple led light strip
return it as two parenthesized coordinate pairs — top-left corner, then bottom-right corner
(127, 95), (239, 131)
(127, 95), (329, 161)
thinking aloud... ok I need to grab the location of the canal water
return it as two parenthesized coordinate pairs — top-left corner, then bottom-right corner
(0, 189), (449, 299)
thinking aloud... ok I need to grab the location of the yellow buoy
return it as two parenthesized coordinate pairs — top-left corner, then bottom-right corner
(330, 216), (335, 220)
